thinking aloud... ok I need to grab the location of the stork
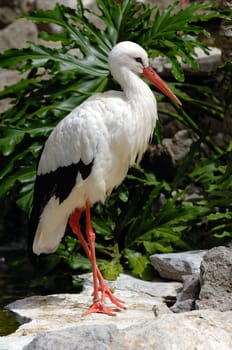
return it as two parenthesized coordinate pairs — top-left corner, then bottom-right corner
(29, 41), (181, 316)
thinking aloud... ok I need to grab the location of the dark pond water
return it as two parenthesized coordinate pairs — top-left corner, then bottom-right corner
(0, 250), (29, 336)
(0, 310), (19, 336)
(0, 253), (31, 307)
(0, 248), (83, 337)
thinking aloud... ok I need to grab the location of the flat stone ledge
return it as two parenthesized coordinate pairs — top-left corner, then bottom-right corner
(0, 274), (181, 349)
(1, 273), (232, 350)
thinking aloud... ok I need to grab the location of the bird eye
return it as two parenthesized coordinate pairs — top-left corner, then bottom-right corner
(135, 57), (143, 65)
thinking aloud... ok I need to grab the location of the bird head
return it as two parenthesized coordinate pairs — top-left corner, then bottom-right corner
(108, 41), (181, 106)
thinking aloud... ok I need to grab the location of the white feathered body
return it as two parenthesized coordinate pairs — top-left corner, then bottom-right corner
(31, 44), (158, 255)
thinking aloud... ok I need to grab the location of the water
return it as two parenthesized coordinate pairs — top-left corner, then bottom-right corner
(0, 251), (33, 307)
(0, 249), (83, 336)
(0, 250), (31, 336)
(0, 310), (19, 336)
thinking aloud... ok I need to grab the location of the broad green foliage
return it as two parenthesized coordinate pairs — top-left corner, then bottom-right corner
(0, 0), (222, 210)
(0, 0), (230, 280)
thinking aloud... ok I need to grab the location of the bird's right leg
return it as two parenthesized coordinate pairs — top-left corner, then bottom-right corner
(84, 201), (125, 315)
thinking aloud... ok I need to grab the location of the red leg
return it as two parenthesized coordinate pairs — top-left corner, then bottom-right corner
(84, 201), (99, 304)
(69, 204), (125, 316)
(180, 0), (185, 9)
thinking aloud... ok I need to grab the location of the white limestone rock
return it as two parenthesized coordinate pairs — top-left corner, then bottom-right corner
(1, 273), (232, 350)
(0, 274), (180, 349)
(0, 18), (38, 53)
(3, 310), (232, 350)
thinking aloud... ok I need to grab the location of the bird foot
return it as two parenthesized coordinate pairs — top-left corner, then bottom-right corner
(99, 286), (126, 310)
(83, 300), (121, 316)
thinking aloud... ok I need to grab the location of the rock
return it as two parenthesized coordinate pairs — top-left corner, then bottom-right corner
(2, 309), (232, 350)
(0, 69), (27, 113)
(36, 0), (77, 10)
(0, 18), (37, 113)
(0, 69), (27, 90)
(162, 129), (198, 166)
(0, 18), (38, 53)
(84, 272), (182, 298)
(1, 271), (232, 349)
(0, 1), (34, 28)
(36, 0), (104, 33)
(22, 311), (232, 349)
(170, 274), (200, 313)
(197, 246), (232, 311)
(182, 47), (222, 75)
(0, 274), (181, 349)
(152, 46), (222, 77)
(0, 7), (17, 27)
(150, 250), (207, 281)
(19, 0), (35, 14)
(24, 325), (119, 350)
(144, 130), (201, 181)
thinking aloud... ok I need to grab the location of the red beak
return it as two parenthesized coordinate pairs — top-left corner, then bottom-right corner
(143, 66), (182, 106)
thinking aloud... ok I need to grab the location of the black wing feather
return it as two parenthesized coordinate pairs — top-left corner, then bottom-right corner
(28, 159), (94, 253)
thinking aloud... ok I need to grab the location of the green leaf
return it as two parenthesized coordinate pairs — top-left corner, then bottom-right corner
(68, 253), (91, 270)
(0, 165), (35, 198)
(213, 231), (232, 239)
(98, 258), (123, 280)
(17, 186), (34, 212)
(0, 127), (25, 156)
(92, 216), (114, 239)
(124, 248), (153, 280)
(207, 212), (232, 221)
(143, 241), (174, 254)
(0, 125), (52, 156)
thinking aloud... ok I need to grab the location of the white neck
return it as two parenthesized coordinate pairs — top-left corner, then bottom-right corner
(113, 66), (158, 164)
(113, 67), (149, 100)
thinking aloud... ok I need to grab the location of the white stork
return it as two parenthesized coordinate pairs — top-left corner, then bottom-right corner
(29, 41), (181, 316)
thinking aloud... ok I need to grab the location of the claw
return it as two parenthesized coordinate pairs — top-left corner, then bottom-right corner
(83, 300), (121, 316)
(99, 285), (126, 310)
